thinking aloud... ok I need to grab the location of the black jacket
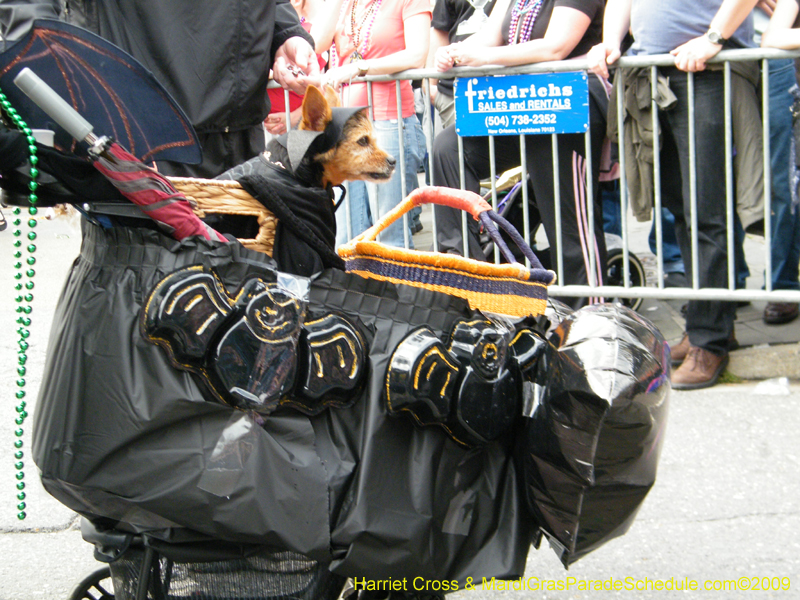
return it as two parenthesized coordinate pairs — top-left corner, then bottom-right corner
(0, 0), (312, 134)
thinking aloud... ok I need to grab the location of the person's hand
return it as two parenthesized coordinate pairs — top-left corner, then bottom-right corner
(434, 45), (456, 71)
(670, 35), (722, 72)
(757, 0), (777, 17)
(265, 112), (290, 135)
(273, 37), (321, 94)
(265, 106), (303, 134)
(586, 42), (621, 80)
(322, 63), (360, 91)
(435, 43), (482, 70)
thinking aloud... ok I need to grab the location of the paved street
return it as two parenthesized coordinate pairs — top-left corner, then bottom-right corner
(449, 383), (800, 600)
(1, 216), (799, 599)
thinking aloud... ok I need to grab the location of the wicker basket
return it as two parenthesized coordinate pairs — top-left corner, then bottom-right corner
(338, 187), (556, 318)
(169, 177), (277, 256)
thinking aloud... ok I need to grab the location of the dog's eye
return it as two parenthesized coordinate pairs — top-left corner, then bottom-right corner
(357, 136), (370, 147)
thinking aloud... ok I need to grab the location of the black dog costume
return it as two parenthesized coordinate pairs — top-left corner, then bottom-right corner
(218, 106), (368, 277)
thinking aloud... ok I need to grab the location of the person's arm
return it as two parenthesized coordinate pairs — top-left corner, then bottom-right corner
(0, 1), (60, 43)
(437, 5), (593, 69)
(433, 0), (510, 70)
(757, 0), (777, 17)
(271, 0), (315, 56)
(427, 0), (456, 100)
(670, 0), (760, 72)
(586, 0), (632, 79)
(309, 0), (347, 53)
(761, 0), (800, 48)
(271, 0), (321, 94)
(324, 11), (432, 88)
(427, 27), (450, 102)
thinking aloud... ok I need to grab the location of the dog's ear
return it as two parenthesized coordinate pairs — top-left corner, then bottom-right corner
(321, 85), (341, 108)
(300, 85), (332, 132)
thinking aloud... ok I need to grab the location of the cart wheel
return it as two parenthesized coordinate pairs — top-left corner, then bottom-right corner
(68, 566), (114, 600)
(605, 248), (646, 312)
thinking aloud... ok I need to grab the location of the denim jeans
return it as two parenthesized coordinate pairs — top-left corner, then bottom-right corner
(336, 115), (426, 248)
(648, 208), (685, 274)
(649, 205), (750, 285)
(601, 180), (622, 237)
(658, 68), (737, 354)
(766, 59), (800, 291)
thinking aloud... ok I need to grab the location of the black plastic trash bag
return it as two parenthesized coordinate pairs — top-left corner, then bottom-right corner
(32, 222), (535, 584)
(32, 221), (669, 588)
(517, 303), (670, 566)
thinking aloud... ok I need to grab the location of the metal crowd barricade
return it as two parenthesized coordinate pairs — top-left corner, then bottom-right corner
(270, 47), (800, 305)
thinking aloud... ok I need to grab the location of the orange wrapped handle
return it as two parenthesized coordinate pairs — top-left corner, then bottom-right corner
(357, 187), (492, 243)
(406, 187), (493, 215)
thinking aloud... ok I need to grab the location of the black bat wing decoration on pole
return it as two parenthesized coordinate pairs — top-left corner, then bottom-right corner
(0, 19), (201, 164)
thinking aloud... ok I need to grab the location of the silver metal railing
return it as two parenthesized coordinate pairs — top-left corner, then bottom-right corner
(271, 47), (800, 304)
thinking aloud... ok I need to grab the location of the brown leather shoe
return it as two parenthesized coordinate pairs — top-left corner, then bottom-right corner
(763, 302), (800, 325)
(669, 334), (691, 366)
(670, 331), (738, 366)
(671, 346), (729, 390)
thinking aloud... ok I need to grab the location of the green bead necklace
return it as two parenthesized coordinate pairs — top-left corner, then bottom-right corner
(0, 86), (38, 521)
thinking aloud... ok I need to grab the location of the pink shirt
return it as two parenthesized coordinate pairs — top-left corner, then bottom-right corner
(333, 0), (431, 120)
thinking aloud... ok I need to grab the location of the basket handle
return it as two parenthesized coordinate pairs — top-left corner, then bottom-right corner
(357, 186), (546, 270)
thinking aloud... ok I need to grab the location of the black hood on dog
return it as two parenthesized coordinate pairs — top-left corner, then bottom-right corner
(276, 105), (369, 174)
(214, 106), (369, 277)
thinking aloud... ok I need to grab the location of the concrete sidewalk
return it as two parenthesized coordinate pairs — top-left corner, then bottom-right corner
(628, 231), (800, 382)
(643, 295), (800, 381)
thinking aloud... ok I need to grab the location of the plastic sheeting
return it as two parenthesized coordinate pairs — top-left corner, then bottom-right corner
(31, 222), (669, 585)
(32, 222), (533, 583)
(519, 304), (670, 566)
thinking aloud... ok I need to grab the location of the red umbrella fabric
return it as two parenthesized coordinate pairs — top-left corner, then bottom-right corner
(93, 141), (226, 242)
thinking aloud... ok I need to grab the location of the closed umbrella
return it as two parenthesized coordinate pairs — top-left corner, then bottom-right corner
(14, 67), (225, 242)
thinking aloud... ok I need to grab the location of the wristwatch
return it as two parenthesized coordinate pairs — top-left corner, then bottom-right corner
(706, 29), (727, 45)
(355, 60), (370, 77)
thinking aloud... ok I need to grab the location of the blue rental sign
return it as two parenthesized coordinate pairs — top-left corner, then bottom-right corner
(454, 72), (589, 137)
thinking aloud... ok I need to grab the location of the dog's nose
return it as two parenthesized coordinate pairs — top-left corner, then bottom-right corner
(387, 156), (396, 167)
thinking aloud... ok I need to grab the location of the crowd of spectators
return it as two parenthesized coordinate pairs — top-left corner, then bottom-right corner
(422, 0), (799, 389)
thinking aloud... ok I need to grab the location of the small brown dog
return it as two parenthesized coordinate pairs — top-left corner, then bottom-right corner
(218, 84), (396, 276)
(296, 85), (395, 187)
